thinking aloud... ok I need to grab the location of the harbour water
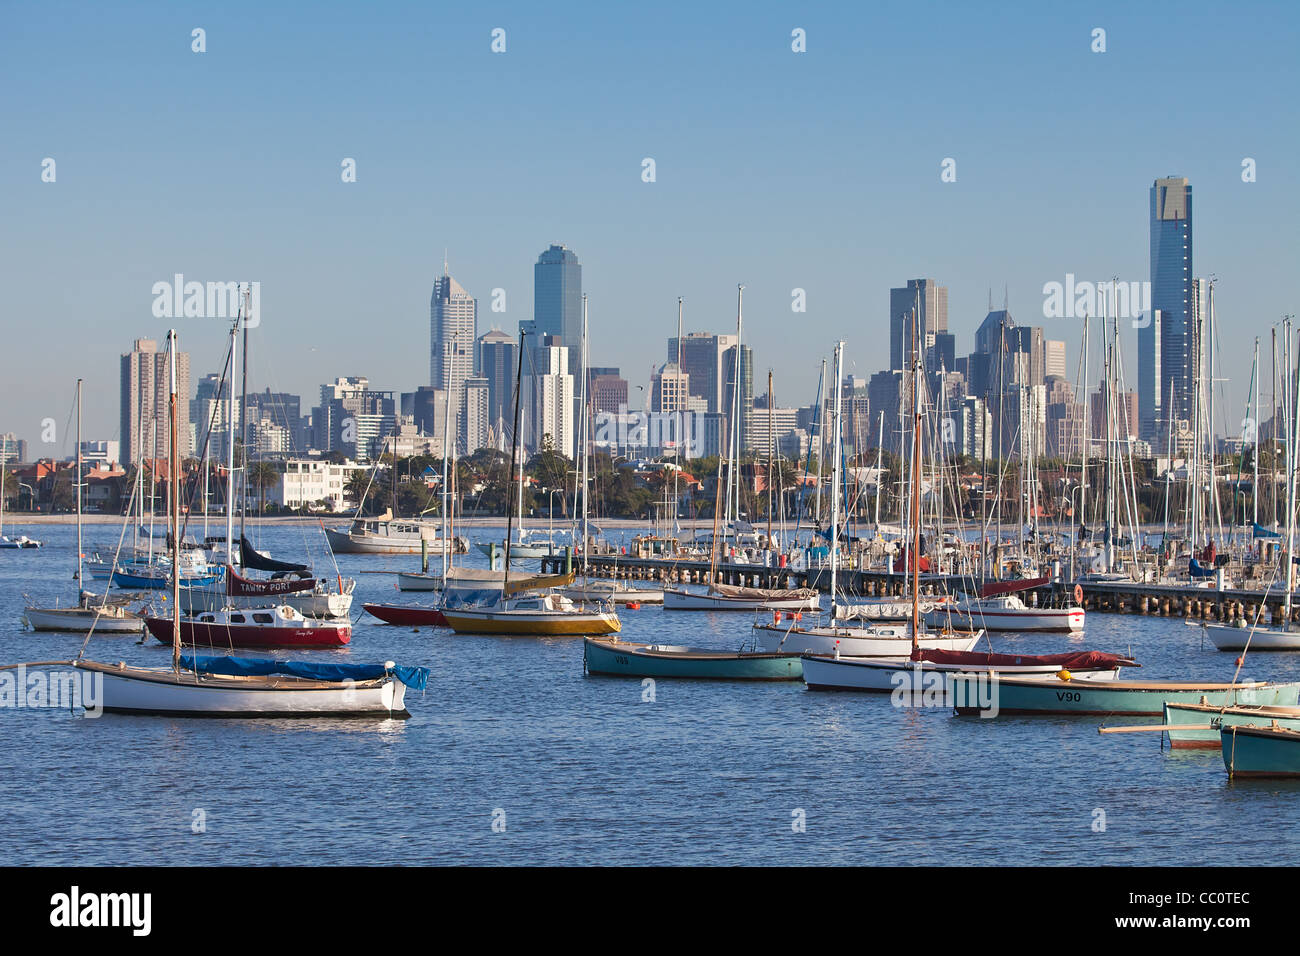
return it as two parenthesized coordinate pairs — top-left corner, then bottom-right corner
(3, 522), (1299, 866)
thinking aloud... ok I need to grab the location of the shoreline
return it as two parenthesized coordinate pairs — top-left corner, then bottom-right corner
(2, 513), (710, 530)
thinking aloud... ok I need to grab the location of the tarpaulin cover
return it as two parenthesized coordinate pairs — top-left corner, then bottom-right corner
(709, 582), (817, 600)
(908, 648), (1127, 669)
(239, 536), (310, 574)
(1253, 522), (1281, 538)
(978, 576), (1050, 598)
(180, 654), (430, 691)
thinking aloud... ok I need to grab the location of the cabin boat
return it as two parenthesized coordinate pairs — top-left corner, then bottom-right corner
(146, 604), (352, 649)
(24, 591), (145, 633)
(441, 591), (620, 636)
(363, 603), (448, 628)
(562, 580), (665, 605)
(325, 515), (468, 555)
(924, 593), (1085, 632)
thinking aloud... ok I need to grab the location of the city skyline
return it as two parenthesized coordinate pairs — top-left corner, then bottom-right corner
(3, 3), (1295, 451)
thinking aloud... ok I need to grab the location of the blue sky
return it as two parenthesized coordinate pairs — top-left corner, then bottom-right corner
(2, 0), (1297, 450)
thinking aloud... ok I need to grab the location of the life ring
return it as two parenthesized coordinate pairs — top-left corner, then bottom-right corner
(1073, 584), (1083, 604)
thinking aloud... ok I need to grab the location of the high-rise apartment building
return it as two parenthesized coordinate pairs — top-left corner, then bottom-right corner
(430, 266), (478, 438)
(889, 279), (949, 371)
(1144, 176), (1194, 441)
(121, 338), (191, 465)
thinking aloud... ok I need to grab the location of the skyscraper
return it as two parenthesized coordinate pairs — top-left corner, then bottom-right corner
(1146, 176), (1194, 440)
(526, 335), (575, 457)
(532, 244), (582, 372)
(889, 279), (949, 371)
(722, 343), (753, 455)
(476, 329), (519, 433)
(670, 332), (738, 413)
(120, 338), (191, 465)
(430, 264), (478, 437)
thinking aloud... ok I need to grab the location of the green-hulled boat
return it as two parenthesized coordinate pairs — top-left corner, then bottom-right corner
(1221, 723), (1300, 778)
(1161, 701), (1300, 749)
(583, 638), (803, 681)
(950, 674), (1300, 717)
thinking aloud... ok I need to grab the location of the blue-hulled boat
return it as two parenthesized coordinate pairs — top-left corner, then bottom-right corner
(1162, 702), (1300, 749)
(1221, 723), (1300, 778)
(583, 638), (803, 680)
(112, 566), (219, 589)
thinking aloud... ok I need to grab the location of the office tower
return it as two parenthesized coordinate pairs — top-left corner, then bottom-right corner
(400, 386), (448, 439)
(1090, 383), (1139, 441)
(461, 377), (491, 456)
(670, 332), (738, 413)
(120, 338), (191, 465)
(315, 377), (395, 461)
(526, 335), (575, 457)
(867, 370), (906, 452)
(651, 363), (690, 413)
(1045, 340), (1067, 380)
(1044, 375), (1085, 460)
(476, 329), (519, 432)
(721, 343), (753, 456)
(0, 434), (27, 463)
(243, 389), (304, 454)
(1139, 309), (1163, 442)
(889, 279), (949, 371)
(587, 368), (629, 415)
(430, 265), (478, 439)
(1147, 176), (1194, 437)
(190, 372), (235, 462)
(532, 244), (582, 375)
(744, 406), (801, 456)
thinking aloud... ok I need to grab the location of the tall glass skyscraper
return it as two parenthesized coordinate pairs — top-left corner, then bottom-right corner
(430, 264), (478, 440)
(1145, 177), (1193, 441)
(532, 244), (582, 372)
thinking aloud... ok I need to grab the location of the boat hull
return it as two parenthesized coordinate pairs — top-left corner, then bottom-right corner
(363, 603), (448, 627)
(74, 661), (407, 717)
(396, 572), (442, 591)
(441, 608), (621, 636)
(23, 606), (145, 633)
(113, 570), (218, 590)
(325, 528), (467, 555)
(1221, 724), (1300, 777)
(802, 654), (1120, 692)
(563, 584), (665, 605)
(663, 589), (820, 612)
(145, 617), (351, 649)
(951, 676), (1300, 717)
(753, 624), (980, 656)
(1163, 702), (1300, 749)
(477, 542), (553, 559)
(924, 606), (1085, 632)
(584, 638), (802, 680)
(1201, 622), (1300, 651)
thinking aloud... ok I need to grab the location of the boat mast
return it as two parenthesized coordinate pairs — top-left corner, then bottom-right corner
(813, 358), (826, 529)
(829, 341), (844, 617)
(726, 285), (744, 531)
(168, 329), (182, 675)
(1285, 329), (1300, 625)
(767, 369), (774, 548)
(910, 310), (923, 648)
(225, 315), (238, 566)
(674, 296), (682, 534)
(75, 379), (82, 586)
(503, 330), (526, 574)
(580, 294), (590, 580)
(239, 287), (250, 545)
(440, 354), (453, 580)
(873, 412), (884, 530)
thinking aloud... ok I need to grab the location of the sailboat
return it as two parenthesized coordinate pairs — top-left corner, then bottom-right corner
(799, 327), (1122, 691)
(441, 309), (620, 637)
(754, 340), (977, 656)
(23, 380), (145, 633)
(56, 329), (429, 716)
(923, 577), (1084, 632)
(664, 286), (820, 612)
(177, 313), (354, 619)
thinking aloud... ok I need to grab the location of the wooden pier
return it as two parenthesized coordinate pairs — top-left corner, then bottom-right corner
(541, 553), (1300, 626)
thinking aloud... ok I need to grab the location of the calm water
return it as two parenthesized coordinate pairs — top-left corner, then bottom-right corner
(2, 521), (1298, 866)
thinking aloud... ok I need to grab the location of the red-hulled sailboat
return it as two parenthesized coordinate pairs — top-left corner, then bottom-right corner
(146, 604), (351, 649)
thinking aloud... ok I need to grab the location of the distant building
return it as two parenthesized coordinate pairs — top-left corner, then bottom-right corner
(0, 433), (28, 463)
(651, 363), (690, 414)
(430, 265), (478, 440)
(526, 335), (575, 457)
(1145, 176), (1195, 440)
(476, 328), (518, 432)
(121, 338), (191, 464)
(1045, 340), (1067, 380)
(78, 440), (119, 465)
(588, 368), (628, 415)
(461, 377), (491, 456)
(669, 332), (738, 414)
(889, 279), (948, 371)
(530, 244), (583, 380)
(275, 458), (369, 513)
(315, 377), (395, 461)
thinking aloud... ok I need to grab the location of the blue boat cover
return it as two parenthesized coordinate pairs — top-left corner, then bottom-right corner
(1253, 522), (1281, 538)
(180, 654), (430, 691)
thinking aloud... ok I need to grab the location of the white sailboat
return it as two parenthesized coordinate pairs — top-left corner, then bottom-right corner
(63, 329), (428, 717)
(24, 380), (144, 633)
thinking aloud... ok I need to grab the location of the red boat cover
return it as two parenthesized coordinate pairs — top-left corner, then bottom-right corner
(225, 564), (316, 597)
(908, 648), (1127, 669)
(977, 575), (1050, 598)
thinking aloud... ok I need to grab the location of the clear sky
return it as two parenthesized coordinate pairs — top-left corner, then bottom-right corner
(3, 0), (1297, 452)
